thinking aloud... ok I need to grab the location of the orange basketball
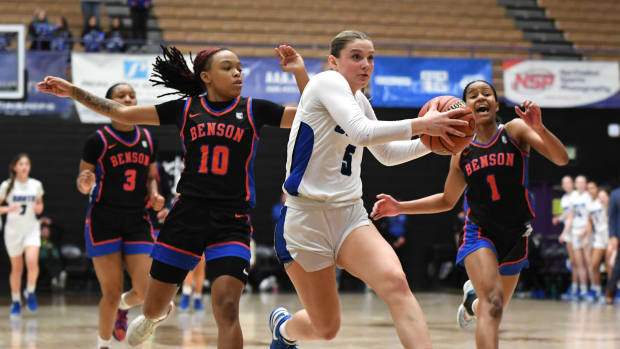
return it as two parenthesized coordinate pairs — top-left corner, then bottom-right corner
(418, 95), (475, 155)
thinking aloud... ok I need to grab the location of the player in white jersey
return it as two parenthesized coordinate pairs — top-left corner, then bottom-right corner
(0, 154), (44, 316)
(561, 175), (591, 299)
(270, 30), (469, 349)
(556, 176), (580, 299)
(583, 181), (609, 301)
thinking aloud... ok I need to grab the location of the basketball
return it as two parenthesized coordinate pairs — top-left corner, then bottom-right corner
(418, 95), (475, 155)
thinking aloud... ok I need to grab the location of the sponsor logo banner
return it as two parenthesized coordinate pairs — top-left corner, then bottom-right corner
(370, 57), (492, 107)
(72, 53), (324, 123)
(503, 60), (620, 108)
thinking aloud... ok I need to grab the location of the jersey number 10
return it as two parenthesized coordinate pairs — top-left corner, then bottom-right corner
(199, 145), (230, 175)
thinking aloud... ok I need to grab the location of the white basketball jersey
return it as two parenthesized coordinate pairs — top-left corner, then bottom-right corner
(588, 198), (608, 234)
(0, 178), (44, 230)
(560, 192), (573, 216)
(570, 191), (591, 233)
(283, 71), (412, 209)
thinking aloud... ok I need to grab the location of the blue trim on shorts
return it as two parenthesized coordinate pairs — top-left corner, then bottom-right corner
(150, 243), (201, 271)
(284, 122), (314, 196)
(274, 206), (293, 263)
(205, 242), (250, 262)
(85, 238), (122, 258)
(499, 259), (529, 276)
(456, 219), (529, 275)
(123, 242), (154, 255)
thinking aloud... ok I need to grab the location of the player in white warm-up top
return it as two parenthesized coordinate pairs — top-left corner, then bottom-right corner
(0, 153), (44, 317)
(269, 30), (469, 349)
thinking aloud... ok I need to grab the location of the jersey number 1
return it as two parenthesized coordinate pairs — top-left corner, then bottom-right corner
(486, 174), (501, 201)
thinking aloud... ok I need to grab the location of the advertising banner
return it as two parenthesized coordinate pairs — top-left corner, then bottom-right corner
(370, 57), (492, 107)
(72, 53), (324, 123)
(0, 51), (72, 117)
(503, 60), (620, 108)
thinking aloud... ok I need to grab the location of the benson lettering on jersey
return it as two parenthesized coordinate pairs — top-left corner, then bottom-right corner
(189, 123), (245, 143)
(463, 152), (515, 176)
(109, 152), (150, 167)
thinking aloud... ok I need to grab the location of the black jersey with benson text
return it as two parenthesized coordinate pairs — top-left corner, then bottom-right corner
(458, 126), (534, 235)
(83, 125), (156, 210)
(155, 96), (284, 210)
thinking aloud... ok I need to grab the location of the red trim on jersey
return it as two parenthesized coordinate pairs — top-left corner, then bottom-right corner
(155, 241), (202, 258)
(471, 126), (503, 149)
(95, 130), (108, 202)
(525, 189), (535, 217)
(245, 98), (258, 202)
(143, 127), (154, 156)
(499, 236), (529, 268)
(200, 95), (241, 116)
(124, 241), (154, 245)
(206, 241), (250, 250)
(179, 98), (192, 154)
(505, 132), (530, 158)
(457, 207), (471, 252)
(104, 125), (140, 147)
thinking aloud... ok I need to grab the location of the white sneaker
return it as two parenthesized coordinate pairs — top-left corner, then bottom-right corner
(126, 302), (174, 346)
(457, 280), (477, 329)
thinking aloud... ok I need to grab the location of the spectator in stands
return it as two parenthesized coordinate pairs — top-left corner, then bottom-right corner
(81, 16), (105, 52)
(38, 217), (64, 291)
(81, 1), (102, 28)
(50, 17), (73, 53)
(105, 17), (127, 53)
(128, 0), (151, 48)
(28, 9), (52, 50)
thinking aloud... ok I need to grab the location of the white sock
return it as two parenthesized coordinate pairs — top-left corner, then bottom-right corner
(182, 285), (192, 295)
(97, 335), (111, 348)
(571, 282), (578, 293)
(279, 320), (295, 343)
(12, 292), (20, 302)
(26, 285), (35, 294)
(592, 285), (601, 293)
(580, 284), (588, 294)
(472, 298), (479, 316)
(192, 292), (201, 300)
(118, 291), (132, 310)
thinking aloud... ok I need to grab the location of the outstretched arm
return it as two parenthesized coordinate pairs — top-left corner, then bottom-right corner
(508, 100), (568, 166)
(275, 45), (308, 129)
(371, 154), (467, 219)
(37, 76), (160, 125)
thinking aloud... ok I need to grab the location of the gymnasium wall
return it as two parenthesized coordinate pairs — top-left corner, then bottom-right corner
(1, 103), (619, 291)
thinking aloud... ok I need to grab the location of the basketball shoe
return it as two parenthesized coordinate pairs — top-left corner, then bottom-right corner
(193, 297), (204, 311)
(126, 302), (174, 346)
(24, 291), (37, 312)
(10, 301), (21, 317)
(457, 280), (477, 329)
(178, 294), (190, 310)
(269, 307), (297, 348)
(112, 309), (129, 341)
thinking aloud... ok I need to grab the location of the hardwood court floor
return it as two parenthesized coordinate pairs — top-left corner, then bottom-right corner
(1, 292), (619, 348)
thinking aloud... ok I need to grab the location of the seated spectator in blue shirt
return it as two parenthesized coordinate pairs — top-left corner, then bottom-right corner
(50, 17), (73, 52)
(29, 9), (53, 50)
(81, 15), (105, 52)
(105, 17), (126, 52)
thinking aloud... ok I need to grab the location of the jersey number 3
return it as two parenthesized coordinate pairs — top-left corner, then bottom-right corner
(123, 169), (137, 191)
(486, 174), (501, 201)
(341, 145), (356, 176)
